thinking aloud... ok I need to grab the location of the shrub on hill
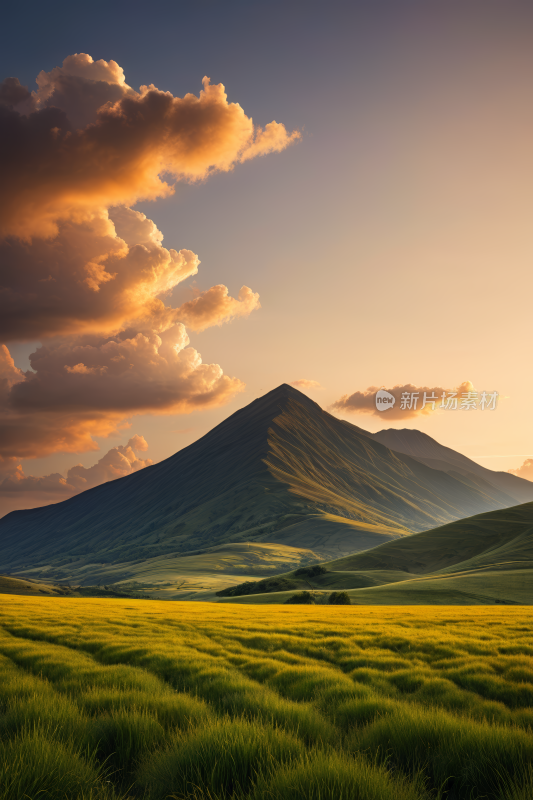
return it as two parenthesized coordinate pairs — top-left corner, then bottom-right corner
(328, 591), (351, 605)
(217, 577), (299, 598)
(294, 565), (327, 578)
(285, 591), (315, 604)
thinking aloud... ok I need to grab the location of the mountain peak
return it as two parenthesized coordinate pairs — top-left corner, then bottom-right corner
(261, 383), (311, 400)
(242, 383), (322, 417)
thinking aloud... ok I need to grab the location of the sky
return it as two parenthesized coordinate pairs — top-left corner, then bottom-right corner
(1, 0), (532, 516)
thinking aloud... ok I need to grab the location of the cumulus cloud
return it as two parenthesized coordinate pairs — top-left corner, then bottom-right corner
(0, 434), (151, 495)
(0, 330), (243, 459)
(0, 55), (300, 240)
(508, 459), (533, 482)
(0, 435), (152, 517)
(290, 379), (322, 390)
(0, 54), (296, 463)
(0, 209), (200, 340)
(331, 381), (477, 420)
(175, 285), (260, 332)
(0, 206), (261, 342)
(9, 326), (240, 412)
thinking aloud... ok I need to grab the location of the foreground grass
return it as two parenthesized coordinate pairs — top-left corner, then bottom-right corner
(0, 597), (532, 799)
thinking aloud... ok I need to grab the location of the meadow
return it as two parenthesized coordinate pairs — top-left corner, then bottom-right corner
(0, 596), (532, 800)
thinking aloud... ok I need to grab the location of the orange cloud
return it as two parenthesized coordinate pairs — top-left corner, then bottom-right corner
(176, 285), (260, 332)
(0, 55), (300, 240)
(0, 456), (25, 483)
(0, 210), (201, 341)
(0, 332), (243, 459)
(0, 435), (153, 518)
(0, 55), (296, 461)
(331, 381), (477, 419)
(508, 459), (533, 482)
(290, 379), (322, 389)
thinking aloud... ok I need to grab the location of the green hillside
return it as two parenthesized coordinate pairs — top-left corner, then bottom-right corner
(327, 501), (533, 574)
(0, 384), (525, 594)
(220, 502), (533, 605)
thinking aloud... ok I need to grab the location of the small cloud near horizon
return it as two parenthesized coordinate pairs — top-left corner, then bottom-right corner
(290, 379), (322, 390)
(508, 459), (533, 482)
(331, 381), (478, 419)
(0, 435), (152, 517)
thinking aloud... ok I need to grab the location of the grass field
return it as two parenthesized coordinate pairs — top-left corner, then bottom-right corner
(0, 596), (532, 799)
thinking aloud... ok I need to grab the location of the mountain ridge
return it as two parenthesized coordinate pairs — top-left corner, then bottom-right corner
(0, 384), (527, 594)
(372, 428), (533, 505)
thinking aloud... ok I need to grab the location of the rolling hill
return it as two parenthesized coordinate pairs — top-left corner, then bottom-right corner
(0, 384), (527, 595)
(219, 501), (533, 605)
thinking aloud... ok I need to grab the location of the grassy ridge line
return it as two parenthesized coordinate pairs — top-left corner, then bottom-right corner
(1, 595), (533, 799)
(221, 568), (532, 605)
(0, 575), (76, 597)
(2, 542), (328, 600)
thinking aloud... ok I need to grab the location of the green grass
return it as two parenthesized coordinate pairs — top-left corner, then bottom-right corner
(0, 728), (122, 800)
(0, 596), (532, 799)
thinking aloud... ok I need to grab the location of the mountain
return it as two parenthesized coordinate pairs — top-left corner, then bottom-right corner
(219, 501), (533, 605)
(372, 428), (533, 505)
(0, 384), (525, 593)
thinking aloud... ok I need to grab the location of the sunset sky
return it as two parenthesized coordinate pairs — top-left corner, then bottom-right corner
(1, 0), (532, 516)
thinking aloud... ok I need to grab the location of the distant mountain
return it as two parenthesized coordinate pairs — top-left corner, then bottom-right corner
(0, 384), (524, 588)
(372, 428), (533, 505)
(220, 501), (533, 605)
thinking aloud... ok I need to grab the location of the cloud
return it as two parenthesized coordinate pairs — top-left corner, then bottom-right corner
(0, 455), (25, 483)
(9, 326), (241, 413)
(175, 285), (260, 332)
(0, 435), (153, 517)
(0, 330), (243, 459)
(0, 344), (25, 402)
(331, 381), (477, 420)
(0, 77), (31, 108)
(508, 459), (533, 482)
(0, 55), (300, 240)
(0, 209), (200, 341)
(0, 54), (297, 461)
(0, 207), (260, 343)
(290, 379), (322, 389)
